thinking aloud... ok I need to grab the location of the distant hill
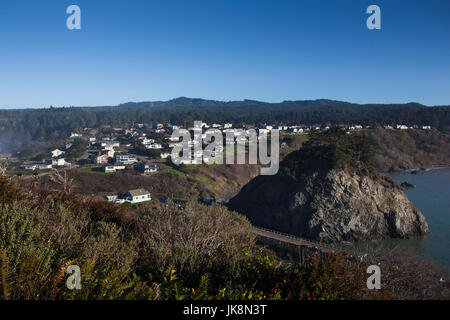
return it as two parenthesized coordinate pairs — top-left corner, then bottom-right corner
(0, 97), (449, 150)
(359, 128), (450, 171)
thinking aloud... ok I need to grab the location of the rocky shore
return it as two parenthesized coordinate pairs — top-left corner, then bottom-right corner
(228, 128), (431, 244)
(228, 167), (429, 242)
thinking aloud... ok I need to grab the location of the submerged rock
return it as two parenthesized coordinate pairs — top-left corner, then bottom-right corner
(400, 181), (415, 188)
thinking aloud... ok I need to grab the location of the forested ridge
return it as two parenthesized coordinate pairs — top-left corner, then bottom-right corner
(0, 97), (449, 149)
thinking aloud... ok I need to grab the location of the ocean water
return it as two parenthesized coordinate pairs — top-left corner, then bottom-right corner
(350, 168), (450, 268)
(387, 168), (450, 268)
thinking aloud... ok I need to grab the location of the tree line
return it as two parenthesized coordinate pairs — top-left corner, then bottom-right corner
(0, 98), (448, 150)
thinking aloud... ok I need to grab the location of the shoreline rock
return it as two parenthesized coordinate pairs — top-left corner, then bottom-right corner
(228, 168), (429, 243)
(400, 181), (415, 188)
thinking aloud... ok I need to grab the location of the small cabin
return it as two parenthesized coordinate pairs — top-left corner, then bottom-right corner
(124, 189), (151, 203)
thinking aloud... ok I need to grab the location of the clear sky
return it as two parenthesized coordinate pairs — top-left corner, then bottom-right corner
(0, 0), (449, 108)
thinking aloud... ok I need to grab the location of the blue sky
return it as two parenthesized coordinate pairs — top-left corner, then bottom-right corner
(0, 0), (449, 108)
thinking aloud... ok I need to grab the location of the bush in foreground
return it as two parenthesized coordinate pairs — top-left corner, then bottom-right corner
(0, 174), (445, 300)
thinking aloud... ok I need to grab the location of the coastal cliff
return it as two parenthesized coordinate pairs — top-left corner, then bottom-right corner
(228, 128), (429, 242)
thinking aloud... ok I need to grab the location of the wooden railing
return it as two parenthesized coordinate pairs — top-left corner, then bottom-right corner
(252, 225), (343, 252)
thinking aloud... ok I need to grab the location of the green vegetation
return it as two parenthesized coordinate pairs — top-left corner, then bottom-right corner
(17, 146), (36, 159)
(1, 172), (448, 299)
(131, 145), (162, 158)
(79, 167), (109, 175)
(32, 151), (52, 161)
(281, 128), (377, 179)
(65, 137), (88, 160)
(0, 176), (23, 204)
(1, 98), (448, 150)
(0, 173), (396, 300)
(159, 163), (186, 177)
(17, 148), (51, 162)
(358, 128), (450, 171)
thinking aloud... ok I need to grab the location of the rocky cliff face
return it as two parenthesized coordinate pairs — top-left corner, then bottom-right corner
(228, 168), (429, 242)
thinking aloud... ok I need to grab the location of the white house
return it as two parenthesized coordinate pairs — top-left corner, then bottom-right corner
(100, 140), (120, 148)
(138, 163), (158, 174)
(103, 166), (116, 173)
(124, 189), (151, 203)
(103, 194), (118, 202)
(93, 153), (109, 164)
(51, 149), (65, 158)
(140, 137), (155, 144)
(161, 152), (170, 159)
(43, 158), (66, 166)
(102, 165), (125, 173)
(115, 155), (138, 165)
(55, 158), (66, 166)
(37, 164), (53, 170)
(102, 149), (115, 158)
(145, 143), (162, 149)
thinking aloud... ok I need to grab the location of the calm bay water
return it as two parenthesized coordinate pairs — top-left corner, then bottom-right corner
(357, 168), (450, 269)
(344, 168), (450, 268)
(387, 168), (450, 267)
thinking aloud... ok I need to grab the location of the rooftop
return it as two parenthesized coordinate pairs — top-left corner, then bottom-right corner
(127, 188), (150, 197)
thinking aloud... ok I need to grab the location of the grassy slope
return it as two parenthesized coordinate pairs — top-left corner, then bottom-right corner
(35, 161), (259, 201)
(359, 128), (450, 171)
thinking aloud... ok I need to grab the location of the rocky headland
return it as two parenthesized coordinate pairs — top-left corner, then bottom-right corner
(228, 128), (429, 242)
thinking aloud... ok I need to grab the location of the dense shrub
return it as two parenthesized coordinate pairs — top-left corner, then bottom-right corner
(135, 201), (255, 285)
(360, 128), (450, 171)
(280, 128), (378, 180)
(2, 177), (444, 300)
(0, 175), (25, 205)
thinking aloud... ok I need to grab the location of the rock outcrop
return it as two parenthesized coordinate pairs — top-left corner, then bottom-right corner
(228, 160), (429, 243)
(400, 181), (415, 188)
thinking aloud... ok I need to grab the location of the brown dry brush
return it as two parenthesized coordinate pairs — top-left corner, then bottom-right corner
(0, 174), (447, 300)
(134, 201), (256, 285)
(345, 241), (450, 300)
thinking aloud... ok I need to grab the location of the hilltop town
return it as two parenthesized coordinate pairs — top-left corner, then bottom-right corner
(0, 119), (441, 206)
